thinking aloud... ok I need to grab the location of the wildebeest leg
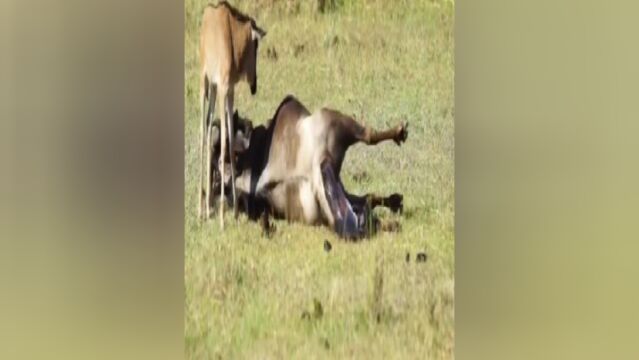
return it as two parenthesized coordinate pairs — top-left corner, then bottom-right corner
(225, 88), (238, 219)
(340, 116), (408, 146)
(320, 159), (363, 239)
(341, 192), (402, 237)
(346, 192), (404, 214)
(260, 203), (275, 237)
(217, 84), (228, 229)
(198, 74), (208, 219)
(205, 82), (217, 219)
(364, 122), (408, 145)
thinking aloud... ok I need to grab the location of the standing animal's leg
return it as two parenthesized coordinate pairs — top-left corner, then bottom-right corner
(205, 82), (217, 219)
(198, 74), (208, 219)
(224, 88), (238, 219)
(217, 84), (229, 229)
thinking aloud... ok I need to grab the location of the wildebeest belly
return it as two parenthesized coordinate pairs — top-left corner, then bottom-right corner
(266, 178), (322, 225)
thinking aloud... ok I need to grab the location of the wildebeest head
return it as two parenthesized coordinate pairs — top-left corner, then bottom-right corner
(231, 110), (253, 153)
(208, 111), (253, 191)
(245, 21), (266, 95)
(210, 111), (253, 159)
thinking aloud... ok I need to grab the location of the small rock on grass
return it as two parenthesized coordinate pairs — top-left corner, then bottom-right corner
(324, 240), (332, 252)
(301, 298), (324, 321)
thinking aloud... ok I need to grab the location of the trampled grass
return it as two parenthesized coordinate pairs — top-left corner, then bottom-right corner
(185, 0), (454, 358)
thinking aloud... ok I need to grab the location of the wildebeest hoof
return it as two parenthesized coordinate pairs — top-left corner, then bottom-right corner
(387, 193), (403, 213)
(416, 252), (427, 263)
(405, 252), (410, 262)
(324, 239), (332, 252)
(262, 223), (275, 238)
(261, 212), (275, 237)
(394, 122), (408, 145)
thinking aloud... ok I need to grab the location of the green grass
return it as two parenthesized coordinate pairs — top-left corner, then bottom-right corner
(185, 0), (454, 358)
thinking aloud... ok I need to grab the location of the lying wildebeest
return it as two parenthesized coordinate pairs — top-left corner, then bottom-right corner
(198, 1), (266, 226)
(212, 95), (407, 239)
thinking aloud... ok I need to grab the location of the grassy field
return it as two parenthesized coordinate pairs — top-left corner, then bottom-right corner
(184, 0), (454, 358)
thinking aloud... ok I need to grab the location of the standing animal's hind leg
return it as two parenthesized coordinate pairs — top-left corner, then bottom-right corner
(225, 89), (238, 219)
(198, 76), (207, 219)
(205, 82), (217, 219)
(217, 84), (228, 229)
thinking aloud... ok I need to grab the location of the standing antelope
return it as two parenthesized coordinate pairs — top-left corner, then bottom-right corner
(198, 1), (266, 228)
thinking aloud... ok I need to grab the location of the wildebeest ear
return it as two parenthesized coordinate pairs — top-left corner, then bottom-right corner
(251, 24), (266, 40)
(233, 130), (251, 153)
